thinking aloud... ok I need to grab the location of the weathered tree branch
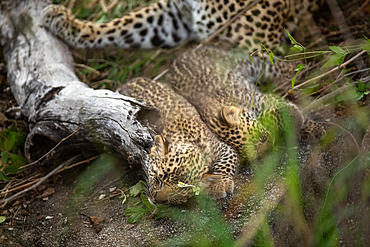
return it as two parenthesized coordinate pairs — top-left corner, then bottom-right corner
(0, 0), (156, 166)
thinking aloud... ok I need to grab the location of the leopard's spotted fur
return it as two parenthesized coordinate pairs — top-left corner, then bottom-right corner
(42, 0), (322, 52)
(118, 78), (240, 205)
(165, 48), (324, 161)
(40, 0), (325, 202)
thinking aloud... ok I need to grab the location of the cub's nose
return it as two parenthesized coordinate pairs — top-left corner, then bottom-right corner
(154, 187), (169, 204)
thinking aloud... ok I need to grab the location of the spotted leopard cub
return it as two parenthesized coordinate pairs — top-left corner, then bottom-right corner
(118, 78), (239, 205)
(165, 48), (324, 161)
(42, 0), (322, 52)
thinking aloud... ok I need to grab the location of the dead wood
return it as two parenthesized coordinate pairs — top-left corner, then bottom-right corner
(0, 0), (156, 166)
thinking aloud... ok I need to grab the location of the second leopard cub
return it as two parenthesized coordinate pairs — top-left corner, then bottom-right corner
(165, 48), (325, 161)
(118, 78), (240, 205)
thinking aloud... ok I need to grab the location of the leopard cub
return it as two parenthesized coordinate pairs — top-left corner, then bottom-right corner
(118, 78), (240, 205)
(165, 48), (325, 161)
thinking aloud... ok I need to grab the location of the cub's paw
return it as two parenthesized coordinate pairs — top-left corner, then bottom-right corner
(299, 119), (326, 143)
(201, 174), (234, 199)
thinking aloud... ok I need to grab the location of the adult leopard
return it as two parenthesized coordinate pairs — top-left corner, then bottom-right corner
(42, 0), (322, 52)
(118, 78), (240, 205)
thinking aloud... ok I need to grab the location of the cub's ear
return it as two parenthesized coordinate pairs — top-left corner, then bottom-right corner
(151, 135), (168, 157)
(220, 106), (241, 128)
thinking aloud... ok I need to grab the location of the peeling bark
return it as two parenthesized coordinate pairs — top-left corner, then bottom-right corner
(0, 0), (156, 166)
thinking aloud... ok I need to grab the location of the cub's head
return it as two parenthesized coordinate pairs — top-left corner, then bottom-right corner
(147, 135), (207, 205)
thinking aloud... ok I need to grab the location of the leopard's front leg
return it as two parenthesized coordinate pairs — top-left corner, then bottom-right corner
(201, 143), (239, 199)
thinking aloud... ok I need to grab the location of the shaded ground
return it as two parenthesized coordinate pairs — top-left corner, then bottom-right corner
(1, 0), (370, 246)
(1, 100), (370, 246)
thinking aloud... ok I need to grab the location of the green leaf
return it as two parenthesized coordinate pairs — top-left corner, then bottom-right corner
(3, 165), (19, 174)
(0, 125), (25, 153)
(335, 89), (358, 102)
(140, 193), (154, 210)
(363, 39), (370, 52)
(3, 133), (15, 152)
(291, 76), (297, 89)
(0, 171), (9, 181)
(0, 216), (6, 224)
(322, 53), (346, 69)
(335, 95), (344, 102)
(291, 64), (305, 89)
(284, 28), (297, 45)
(250, 55), (255, 63)
(294, 64), (305, 72)
(336, 55), (346, 68)
(268, 53), (274, 64)
(9, 154), (27, 168)
(75, 7), (94, 19)
(358, 82), (366, 92)
(304, 84), (323, 95)
(125, 207), (148, 223)
(355, 92), (365, 101)
(96, 13), (109, 23)
(9, 133), (25, 153)
(7, 124), (18, 133)
(329, 46), (345, 54)
(290, 44), (302, 52)
(91, 63), (111, 70)
(129, 180), (147, 197)
(1, 152), (8, 165)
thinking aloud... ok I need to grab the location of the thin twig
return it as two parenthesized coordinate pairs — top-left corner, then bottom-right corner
(319, 121), (360, 154)
(294, 50), (367, 90)
(67, 0), (77, 10)
(313, 67), (346, 97)
(0, 132), (7, 140)
(347, 0), (370, 21)
(0, 155), (80, 208)
(196, 0), (260, 49)
(302, 84), (353, 114)
(75, 63), (100, 75)
(11, 205), (21, 221)
(5, 172), (44, 189)
(20, 126), (83, 169)
(326, 0), (352, 41)
(100, 0), (118, 13)
(0, 179), (40, 196)
(153, 69), (169, 81)
(313, 67), (370, 100)
(55, 155), (100, 174)
(0, 155), (98, 197)
(306, 25), (366, 50)
(336, 68), (370, 82)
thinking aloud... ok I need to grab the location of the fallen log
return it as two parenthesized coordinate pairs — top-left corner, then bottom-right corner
(0, 0), (156, 166)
